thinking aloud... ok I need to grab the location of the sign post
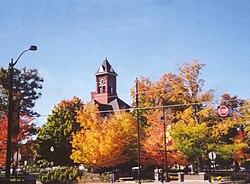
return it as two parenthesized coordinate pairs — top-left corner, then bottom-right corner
(208, 151), (216, 160)
(208, 151), (216, 182)
(13, 151), (21, 163)
(13, 151), (21, 177)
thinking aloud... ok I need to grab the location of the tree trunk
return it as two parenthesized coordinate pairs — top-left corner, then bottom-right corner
(198, 155), (203, 172)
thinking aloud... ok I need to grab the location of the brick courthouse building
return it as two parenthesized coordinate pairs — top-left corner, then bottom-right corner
(91, 58), (130, 113)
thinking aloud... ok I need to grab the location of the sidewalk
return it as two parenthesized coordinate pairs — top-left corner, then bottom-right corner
(36, 181), (234, 184)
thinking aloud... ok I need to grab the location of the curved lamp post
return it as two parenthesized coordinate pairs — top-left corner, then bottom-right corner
(5, 45), (37, 178)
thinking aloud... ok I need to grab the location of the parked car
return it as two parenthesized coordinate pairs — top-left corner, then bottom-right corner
(0, 168), (6, 174)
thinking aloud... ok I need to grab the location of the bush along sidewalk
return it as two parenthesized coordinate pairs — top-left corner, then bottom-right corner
(38, 167), (80, 184)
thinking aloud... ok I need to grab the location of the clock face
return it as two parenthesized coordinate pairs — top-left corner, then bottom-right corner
(99, 78), (105, 85)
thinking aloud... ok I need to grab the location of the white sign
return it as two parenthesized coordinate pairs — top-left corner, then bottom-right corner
(208, 151), (216, 160)
(13, 152), (21, 162)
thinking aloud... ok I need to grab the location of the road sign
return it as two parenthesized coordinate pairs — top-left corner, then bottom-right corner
(13, 152), (21, 162)
(218, 105), (229, 117)
(208, 151), (216, 160)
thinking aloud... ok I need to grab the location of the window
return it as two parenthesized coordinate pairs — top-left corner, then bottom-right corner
(98, 86), (106, 93)
(98, 87), (102, 93)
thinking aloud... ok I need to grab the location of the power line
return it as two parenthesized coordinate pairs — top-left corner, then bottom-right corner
(36, 98), (248, 116)
(98, 102), (201, 113)
(41, 100), (244, 116)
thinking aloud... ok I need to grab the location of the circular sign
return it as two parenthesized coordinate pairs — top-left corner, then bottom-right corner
(218, 105), (229, 117)
(208, 151), (216, 160)
(13, 152), (21, 162)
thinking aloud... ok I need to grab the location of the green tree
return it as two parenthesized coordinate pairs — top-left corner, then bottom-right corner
(0, 67), (43, 117)
(172, 122), (212, 167)
(36, 96), (83, 166)
(0, 66), (42, 167)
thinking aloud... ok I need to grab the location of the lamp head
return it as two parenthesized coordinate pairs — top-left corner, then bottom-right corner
(29, 45), (37, 51)
(50, 146), (54, 152)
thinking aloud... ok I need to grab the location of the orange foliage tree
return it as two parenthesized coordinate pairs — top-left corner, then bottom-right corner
(131, 60), (215, 170)
(70, 103), (137, 169)
(130, 60), (249, 172)
(141, 109), (188, 167)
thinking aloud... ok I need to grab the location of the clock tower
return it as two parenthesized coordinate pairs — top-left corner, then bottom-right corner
(91, 58), (130, 113)
(91, 58), (118, 104)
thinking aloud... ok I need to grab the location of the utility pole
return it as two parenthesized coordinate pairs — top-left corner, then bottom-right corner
(6, 60), (14, 178)
(162, 106), (169, 182)
(161, 99), (170, 182)
(136, 78), (141, 184)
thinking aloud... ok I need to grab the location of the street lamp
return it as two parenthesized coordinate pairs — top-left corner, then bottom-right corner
(50, 146), (54, 167)
(5, 45), (37, 178)
(160, 92), (182, 182)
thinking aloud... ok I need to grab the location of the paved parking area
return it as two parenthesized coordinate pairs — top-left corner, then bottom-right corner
(36, 181), (235, 184)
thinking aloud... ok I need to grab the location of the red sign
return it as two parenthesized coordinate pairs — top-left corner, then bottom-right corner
(218, 105), (229, 117)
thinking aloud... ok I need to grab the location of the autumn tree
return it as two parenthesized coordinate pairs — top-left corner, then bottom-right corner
(36, 96), (83, 166)
(0, 115), (37, 167)
(71, 102), (137, 170)
(239, 100), (250, 147)
(211, 94), (250, 168)
(141, 109), (188, 167)
(0, 115), (8, 166)
(130, 73), (188, 167)
(131, 60), (215, 171)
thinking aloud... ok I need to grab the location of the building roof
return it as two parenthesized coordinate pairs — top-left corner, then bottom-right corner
(108, 98), (131, 111)
(93, 97), (131, 113)
(95, 58), (118, 76)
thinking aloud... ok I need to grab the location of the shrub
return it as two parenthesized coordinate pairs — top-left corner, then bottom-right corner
(99, 172), (111, 182)
(38, 167), (80, 184)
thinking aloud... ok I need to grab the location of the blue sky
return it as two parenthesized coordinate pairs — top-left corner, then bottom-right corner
(1, 0), (250, 126)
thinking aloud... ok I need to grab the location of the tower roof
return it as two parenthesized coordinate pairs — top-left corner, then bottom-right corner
(95, 58), (118, 76)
